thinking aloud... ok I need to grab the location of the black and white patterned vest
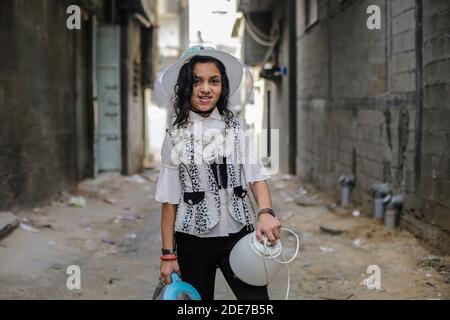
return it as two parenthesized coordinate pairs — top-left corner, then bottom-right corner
(166, 117), (257, 235)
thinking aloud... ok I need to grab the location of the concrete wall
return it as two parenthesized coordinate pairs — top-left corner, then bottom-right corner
(402, 0), (450, 253)
(1, 0), (152, 211)
(0, 0), (78, 210)
(296, 0), (450, 253)
(297, 0), (403, 201)
(264, 1), (294, 175)
(122, 16), (145, 175)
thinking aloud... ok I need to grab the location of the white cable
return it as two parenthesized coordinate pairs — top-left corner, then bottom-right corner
(242, 11), (275, 41)
(283, 252), (291, 300)
(263, 228), (300, 264)
(244, 22), (277, 46)
(262, 228), (300, 300)
(242, 11), (279, 47)
(244, 19), (279, 47)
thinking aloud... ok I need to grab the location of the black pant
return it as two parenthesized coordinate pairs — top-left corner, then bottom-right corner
(175, 226), (270, 300)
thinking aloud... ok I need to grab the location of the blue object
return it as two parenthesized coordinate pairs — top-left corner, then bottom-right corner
(161, 273), (201, 300)
(279, 66), (287, 76)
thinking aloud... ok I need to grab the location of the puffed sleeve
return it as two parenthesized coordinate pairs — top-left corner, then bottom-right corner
(155, 131), (182, 204)
(239, 121), (272, 185)
(242, 158), (272, 185)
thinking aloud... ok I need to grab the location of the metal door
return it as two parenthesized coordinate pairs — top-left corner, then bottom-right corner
(96, 25), (121, 171)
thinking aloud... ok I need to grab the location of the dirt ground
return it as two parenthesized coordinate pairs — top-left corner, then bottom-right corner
(0, 171), (449, 300)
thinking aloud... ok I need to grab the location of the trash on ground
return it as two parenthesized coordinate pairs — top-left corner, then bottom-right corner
(352, 238), (365, 248)
(125, 175), (147, 184)
(20, 223), (40, 233)
(50, 263), (64, 270)
(21, 217), (55, 230)
(69, 196), (86, 207)
(352, 210), (361, 217)
(113, 213), (143, 223)
(102, 238), (116, 245)
(103, 197), (118, 205)
(319, 246), (334, 253)
(320, 225), (344, 236)
(108, 278), (122, 285)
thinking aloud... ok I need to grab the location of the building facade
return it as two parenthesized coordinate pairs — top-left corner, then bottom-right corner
(238, 0), (450, 253)
(0, 0), (157, 211)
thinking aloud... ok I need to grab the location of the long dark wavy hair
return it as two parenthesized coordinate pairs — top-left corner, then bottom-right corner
(172, 55), (234, 128)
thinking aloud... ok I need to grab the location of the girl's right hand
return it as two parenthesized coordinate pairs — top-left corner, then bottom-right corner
(160, 260), (181, 284)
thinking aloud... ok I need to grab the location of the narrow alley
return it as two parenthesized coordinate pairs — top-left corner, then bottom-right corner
(1, 0), (449, 302)
(0, 171), (448, 299)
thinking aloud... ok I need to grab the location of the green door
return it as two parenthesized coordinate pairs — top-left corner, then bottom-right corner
(97, 25), (121, 171)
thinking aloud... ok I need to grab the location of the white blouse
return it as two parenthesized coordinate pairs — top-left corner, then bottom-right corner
(155, 107), (271, 237)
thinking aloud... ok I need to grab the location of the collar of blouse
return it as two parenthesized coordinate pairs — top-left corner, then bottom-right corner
(189, 106), (223, 123)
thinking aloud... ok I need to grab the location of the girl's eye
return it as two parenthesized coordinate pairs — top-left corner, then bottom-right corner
(193, 78), (220, 85)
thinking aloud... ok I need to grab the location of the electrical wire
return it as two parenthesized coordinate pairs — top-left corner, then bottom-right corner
(262, 228), (300, 300)
(241, 11), (279, 47)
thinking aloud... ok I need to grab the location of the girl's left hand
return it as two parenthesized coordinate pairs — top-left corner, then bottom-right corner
(256, 213), (281, 246)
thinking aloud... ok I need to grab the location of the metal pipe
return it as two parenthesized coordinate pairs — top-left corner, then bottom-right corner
(371, 183), (390, 219)
(339, 175), (355, 207)
(384, 195), (404, 229)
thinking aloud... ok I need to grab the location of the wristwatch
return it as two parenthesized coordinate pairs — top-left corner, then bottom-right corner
(161, 248), (176, 255)
(258, 208), (276, 217)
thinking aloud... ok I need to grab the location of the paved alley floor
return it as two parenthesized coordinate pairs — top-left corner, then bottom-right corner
(0, 171), (449, 300)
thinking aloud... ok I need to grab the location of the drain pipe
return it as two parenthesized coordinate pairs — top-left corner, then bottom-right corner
(370, 183), (391, 219)
(339, 175), (355, 207)
(384, 195), (404, 229)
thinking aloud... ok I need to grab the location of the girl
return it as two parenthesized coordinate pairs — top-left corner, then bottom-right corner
(155, 46), (281, 300)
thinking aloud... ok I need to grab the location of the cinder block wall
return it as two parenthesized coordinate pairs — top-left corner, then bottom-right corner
(0, 1), (78, 211)
(402, 0), (450, 253)
(296, 0), (449, 253)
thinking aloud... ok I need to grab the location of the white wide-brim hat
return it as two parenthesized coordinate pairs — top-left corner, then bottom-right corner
(154, 45), (250, 109)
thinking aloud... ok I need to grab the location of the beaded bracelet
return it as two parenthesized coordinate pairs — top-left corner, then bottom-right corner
(160, 254), (178, 261)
